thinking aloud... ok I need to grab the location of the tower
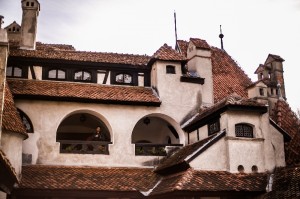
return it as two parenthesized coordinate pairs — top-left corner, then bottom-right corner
(20, 0), (40, 50)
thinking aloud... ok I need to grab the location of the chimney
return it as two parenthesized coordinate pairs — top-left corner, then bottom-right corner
(20, 0), (40, 50)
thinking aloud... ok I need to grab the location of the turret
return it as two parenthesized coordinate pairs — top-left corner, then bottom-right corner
(20, 0), (40, 50)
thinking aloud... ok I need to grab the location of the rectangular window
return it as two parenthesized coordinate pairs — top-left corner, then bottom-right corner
(259, 88), (264, 96)
(208, 119), (220, 136)
(166, 65), (176, 74)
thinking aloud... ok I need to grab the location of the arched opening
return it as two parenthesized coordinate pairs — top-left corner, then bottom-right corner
(17, 109), (34, 133)
(56, 112), (111, 154)
(132, 115), (183, 156)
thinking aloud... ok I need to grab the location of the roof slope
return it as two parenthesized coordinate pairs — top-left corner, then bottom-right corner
(8, 79), (161, 106)
(211, 47), (252, 102)
(151, 168), (268, 196)
(9, 48), (150, 66)
(190, 38), (210, 50)
(263, 166), (300, 199)
(155, 131), (226, 174)
(271, 100), (300, 165)
(176, 40), (252, 103)
(18, 165), (159, 192)
(2, 84), (27, 137)
(152, 43), (186, 61)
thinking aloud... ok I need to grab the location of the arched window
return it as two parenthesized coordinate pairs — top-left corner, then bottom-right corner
(74, 70), (91, 81)
(6, 66), (22, 77)
(235, 123), (253, 138)
(115, 73), (132, 84)
(17, 109), (34, 133)
(166, 65), (176, 74)
(48, 69), (66, 80)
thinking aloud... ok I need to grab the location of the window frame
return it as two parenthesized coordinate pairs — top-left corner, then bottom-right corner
(47, 69), (66, 80)
(6, 66), (25, 78)
(17, 109), (34, 133)
(235, 123), (254, 138)
(166, 65), (176, 74)
(73, 70), (92, 82)
(208, 119), (220, 136)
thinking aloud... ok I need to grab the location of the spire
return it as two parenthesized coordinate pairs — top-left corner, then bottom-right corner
(174, 11), (178, 49)
(219, 25), (224, 50)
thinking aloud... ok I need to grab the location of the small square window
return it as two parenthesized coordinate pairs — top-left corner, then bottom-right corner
(208, 120), (220, 136)
(166, 65), (175, 74)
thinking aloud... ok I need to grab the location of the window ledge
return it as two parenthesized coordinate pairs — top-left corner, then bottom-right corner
(225, 136), (264, 142)
(180, 76), (204, 85)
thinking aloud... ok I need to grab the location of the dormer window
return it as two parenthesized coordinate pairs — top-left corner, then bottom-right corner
(74, 71), (91, 81)
(115, 73), (132, 84)
(6, 66), (22, 78)
(17, 109), (34, 133)
(166, 65), (176, 74)
(235, 123), (253, 138)
(48, 69), (66, 80)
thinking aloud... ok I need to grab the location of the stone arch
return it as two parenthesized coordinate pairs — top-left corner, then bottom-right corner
(131, 113), (184, 145)
(56, 110), (112, 154)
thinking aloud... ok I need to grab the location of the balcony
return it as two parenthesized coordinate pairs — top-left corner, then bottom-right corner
(58, 140), (112, 155)
(135, 143), (183, 156)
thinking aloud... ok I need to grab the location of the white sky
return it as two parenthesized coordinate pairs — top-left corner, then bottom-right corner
(1, 0), (299, 112)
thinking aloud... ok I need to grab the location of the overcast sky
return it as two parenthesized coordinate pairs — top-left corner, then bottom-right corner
(1, 0), (299, 112)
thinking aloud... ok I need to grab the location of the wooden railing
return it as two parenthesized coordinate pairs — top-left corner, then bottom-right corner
(58, 140), (112, 155)
(135, 143), (183, 156)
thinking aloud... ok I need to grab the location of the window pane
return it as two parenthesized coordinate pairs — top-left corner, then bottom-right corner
(124, 74), (132, 83)
(74, 71), (83, 80)
(57, 70), (65, 79)
(116, 74), (124, 83)
(6, 66), (12, 76)
(48, 70), (57, 78)
(13, 67), (22, 77)
(83, 71), (91, 81)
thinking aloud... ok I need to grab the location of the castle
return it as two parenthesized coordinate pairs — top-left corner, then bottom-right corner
(0, 1), (299, 198)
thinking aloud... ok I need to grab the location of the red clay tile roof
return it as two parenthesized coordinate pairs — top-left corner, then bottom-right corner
(176, 40), (188, 57)
(9, 48), (150, 66)
(18, 165), (159, 192)
(190, 38), (210, 50)
(155, 131), (226, 175)
(151, 168), (268, 196)
(176, 39), (252, 103)
(182, 94), (267, 131)
(211, 47), (252, 102)
(263, 166), (300, 199)
(36, 42), (76, 51)
(152, 44), (186, 61)
(270, 100), (300, 165)
(2, 83), (27, 138)
(0, 149), (19, 184)
(7, 79), (161, 106)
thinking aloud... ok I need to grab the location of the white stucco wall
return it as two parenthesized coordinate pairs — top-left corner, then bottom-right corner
(16, 99), (186, 167)
(151, 60), (203, 122)
(1, 131), (24, 178)
(190, 137), (227, 171)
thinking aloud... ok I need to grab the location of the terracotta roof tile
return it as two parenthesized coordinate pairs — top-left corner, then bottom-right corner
(182, 94), (267, 131)
(190, 38), (211, 50)
(271, 100), (300, 165)
(152, 44), (186, 61)
(152, 168), (268, 195)
(176, 40), (252, 103)
(7, 79), (161, 106)
(155, 131), (226, 174)
(2, 83), (27, 137)
(211, 47), (253, 102)
(36, 42), (76, 51)
(177, 40), (188, 57)
(18, 165), (159, 192)
(263, 166), (300, 199)
(9, 48), (150, 66)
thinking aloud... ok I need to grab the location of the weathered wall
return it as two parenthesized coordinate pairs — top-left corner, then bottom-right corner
(1, 131), (24, 178)
(16, 100), (186, 167)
